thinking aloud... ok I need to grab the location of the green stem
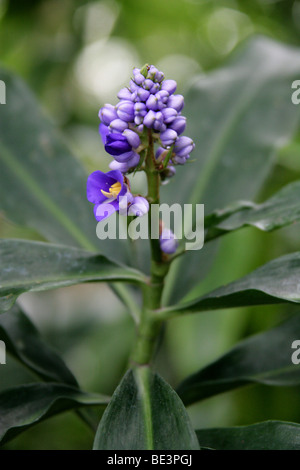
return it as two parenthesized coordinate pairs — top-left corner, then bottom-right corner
(129, 130), (170, 366)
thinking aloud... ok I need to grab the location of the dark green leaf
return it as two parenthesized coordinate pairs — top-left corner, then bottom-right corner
(196, 421), (300, 450)
(93, 367), (200, 450)
(160, 252), (300, 319)
(0, 304), (77, 386)
(162, 36), (300, 303)
(176, 314), (300, 406)
(205, 180), (300, 242)
(0, 239), (147, 312)
(0, 67), (140, 312)
(0, 68), (98, 251)
(0, 383), (109, 445)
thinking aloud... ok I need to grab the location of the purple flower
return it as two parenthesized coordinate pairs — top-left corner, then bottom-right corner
(97, 64), (195, 174)
(87, 170), (127, 221)
(99, 123), (109, 145)
(160, 228), (178, 254)
(105, 133), (132, 157)
(128, 196), (149, 217)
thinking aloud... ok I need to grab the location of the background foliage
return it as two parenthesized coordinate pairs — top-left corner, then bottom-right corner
(1, 0), (300, 449)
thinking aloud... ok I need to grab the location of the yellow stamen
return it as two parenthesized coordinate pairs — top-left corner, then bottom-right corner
(101, 181), (122, 199)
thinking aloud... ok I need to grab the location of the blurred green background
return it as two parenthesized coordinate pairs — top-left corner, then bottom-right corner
(1, 0), (300, 449)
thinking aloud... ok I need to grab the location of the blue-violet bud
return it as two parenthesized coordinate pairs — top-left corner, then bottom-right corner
(117, 87), (133, 101)
(105, 133), (132, 156)
(169, 116), (186, 135)
(167, 94), (184, 112)
(99, 104), (118, 126)
(109, 119), (129, 133)
(133, 68), (145, 85)
(160, 228), (178, 254)
(116, 100), (135, 122)
(160, 129), (178, 146)
(128, 196), (149, 217)
(123, 129), (141, 148)
(161, 79), (177, 95)
(109, 152), (140, 172)
(174, 136), (195, 157)
(161, 107), (177, 124)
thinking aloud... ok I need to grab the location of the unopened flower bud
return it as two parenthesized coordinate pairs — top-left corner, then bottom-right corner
(147, 66), (164, 82)
(105, 133), (131, 156)
(109, 119), (128, 133)
(143, 79), (154, 90)
(99, 104), (118, 126)
(169, 116), (186, 135)
(160, 228), (178, 254)
(117, 88), (133, 101)
(133, 87), (150, 102)
(109, 152), (140, 172)
(118, 191), (134, 211)
(174, 136), (195, 157)
(160, 129), (177, 146)
(133, 68), (145, 85)
(99, 123), (109, 144)
(150, 83), (160, 94)
(128, 196), (149, 217)
(173, 155), (188, 165)
(123, 129), (141, 148)
(134, 102), (147, 117)
(146, 94), (159, 111)
(167, 94), (184, 112)
(161, 79), (177, 95)
(116, 100), (135, 122)
(161, 107), (177, 124)
(156, 90), (169, 108)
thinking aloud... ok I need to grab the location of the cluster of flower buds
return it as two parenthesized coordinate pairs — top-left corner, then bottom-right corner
(87, 65), (195, 255)
(98, 64), (195, 175)
(86, 169), (149, 222)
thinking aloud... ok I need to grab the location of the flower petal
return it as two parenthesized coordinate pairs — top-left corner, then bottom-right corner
(87, 171), (116, 204)
(94, 201), (117, 221)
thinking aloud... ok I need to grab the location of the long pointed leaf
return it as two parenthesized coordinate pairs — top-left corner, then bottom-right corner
(176, 314), (300, 406)
(0, 304), (77, 386)
(0, 383), (109, 446)
(196, 421), (300, 450)
(0, 239), (147, 312)
(159, 252), (300, 319)
(205, 180), (300, 242)
(93, 368), (200, 450)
